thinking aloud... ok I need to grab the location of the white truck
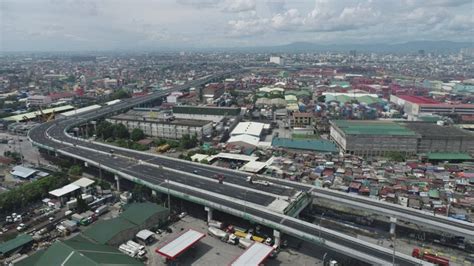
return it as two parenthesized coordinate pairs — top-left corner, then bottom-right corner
(119, 244), (138, 257)
(127, 240), (146, 252)
(208, 220), (223, 229)
(246, 176), (271, 186)
(208, 227), (228, 241)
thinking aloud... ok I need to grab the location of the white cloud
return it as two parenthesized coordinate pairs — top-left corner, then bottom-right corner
(223, 0), (256, 12)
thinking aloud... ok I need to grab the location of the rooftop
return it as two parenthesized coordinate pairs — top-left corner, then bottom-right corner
(397, 95), (440, 104)
(172, 105), (241, 116)
(2, 105), (74, 122)
(121, 202), (169, 226)
(49, 184), (80, 197)
(110, 114), (211, 127)
(10, 165), (37, 178)
(427, 153), (473, 161)
(83, 217), (136, 245)
(72, 177), (95, 188)
(231, 242), (274, 266)
(0, 234), (33, 255)
(404, 122), (474, 138)
(231, 122), (268, 137)
(332, 120), (417, 136)
(272, 138), (338, 153)
(155, 229), (205, 259)
(16, 236), (142, 266)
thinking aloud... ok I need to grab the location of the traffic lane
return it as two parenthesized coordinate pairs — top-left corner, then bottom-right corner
(123, 164), (276, 207)
(155, 177), (410, 266)
(60, 146), (276, 207)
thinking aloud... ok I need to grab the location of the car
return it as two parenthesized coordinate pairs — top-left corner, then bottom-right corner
(49, 217), (55, 222)
(193, 170), (198, 174)
(178, 212), (187, 219)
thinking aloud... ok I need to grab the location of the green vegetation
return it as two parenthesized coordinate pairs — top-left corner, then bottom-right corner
(0, 173), (69, 215)
(387, 151), (406, 162)
(180, 134), (198, 149)
(3, 151), (23, 164)
(68, 165), (83, 177)
(76, 195), (90, 213)
(130, 128), (145, 141)
(111, 89), (131, 100)
(131, 184), (151, 202)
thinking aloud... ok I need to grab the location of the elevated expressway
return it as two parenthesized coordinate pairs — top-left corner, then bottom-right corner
(29, 72), (434, 265)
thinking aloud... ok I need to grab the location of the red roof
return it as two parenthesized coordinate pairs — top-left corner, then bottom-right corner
(397, 95), (440, 104)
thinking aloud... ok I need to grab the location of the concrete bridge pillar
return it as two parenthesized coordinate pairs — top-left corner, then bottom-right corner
(151, 190), (157, 197)
(273, 230), (281, 247)
(115, 175), (120, 192)
(84, 162), (88, 167)
(205, 206), (213, 222)
(390, 217), (397, 236)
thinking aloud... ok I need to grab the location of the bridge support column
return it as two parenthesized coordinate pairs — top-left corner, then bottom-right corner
(390, 217), (397, 236)
(84, 162), (88, 167)
(205, 206), (213, 222)
(273, 230), (281, 247)
(151, 190), (157, 197)
(115, 175), (120, 192)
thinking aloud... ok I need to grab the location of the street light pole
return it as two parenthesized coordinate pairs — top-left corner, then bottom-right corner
(319, 212), (325, 240)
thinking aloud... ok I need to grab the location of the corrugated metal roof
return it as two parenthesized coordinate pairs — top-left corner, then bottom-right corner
(427, 153), (473, 161)
(0, 234), (33, 255)
(10, 165), (37, 178)
(156, 229), (205, 259)
(3, 105), (74, 122)
(172, 106), (240, 116)
(121, 202), (169, 226)
(83, 217), (136, 244)
(332, 120), (417, 136)
(272, 138), (338, 153)
(231, 242), (274, 266)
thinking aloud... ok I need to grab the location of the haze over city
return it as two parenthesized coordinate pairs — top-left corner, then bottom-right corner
(1, 0), (473, 51)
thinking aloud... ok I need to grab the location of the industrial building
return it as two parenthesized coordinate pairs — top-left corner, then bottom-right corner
(404, 122), (474, 154)
(390, 95), (474, 120)
(107, 113), (212, 140)
(330, 120), (419, 156)
(82, 202), (169, 247)
(330, 120), (474, 156)
(172, 106), (241, 122)
(15, 235), (142, 266)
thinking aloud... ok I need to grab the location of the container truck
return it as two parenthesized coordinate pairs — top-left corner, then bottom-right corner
(412, 248), (449, 266)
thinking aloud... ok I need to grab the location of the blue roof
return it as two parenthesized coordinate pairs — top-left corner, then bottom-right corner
(272, 138), (338, 153)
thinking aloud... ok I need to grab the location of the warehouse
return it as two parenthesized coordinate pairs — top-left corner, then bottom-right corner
(330, 120), (419, 156)
(403, 122), (474, 154)
(82, 202), (169, 247)
(107, 113), (212, 140)
(172, 106), (241, 122)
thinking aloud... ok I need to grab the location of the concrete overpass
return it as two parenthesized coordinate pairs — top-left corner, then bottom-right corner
(28, 72), (431, 265)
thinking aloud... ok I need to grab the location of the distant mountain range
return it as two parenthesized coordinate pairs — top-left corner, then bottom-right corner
(215, 40), (473, 53)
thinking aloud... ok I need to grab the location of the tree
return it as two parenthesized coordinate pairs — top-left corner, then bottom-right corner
(96, 121), (114, 140)
(111, 89), (131, 100)
(180, 134), (198, 149)
(76, 195), (89, 213)
(68, 165), (83, 177)
(113, 123), (130, 139)
(387, 151), (406, 162)
(130, 128), (145, 141)
(132, 184), (148, 202)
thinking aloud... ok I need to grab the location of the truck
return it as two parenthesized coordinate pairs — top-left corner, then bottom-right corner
(208, 227), (229, 241)
(95, 205), (108, 216)
(412, 248), (449, 266)
(208, 220), (223, 229)
(119, 244), (138, 257)
(246, 175), (271, 186)
(127, 240), (146, 252)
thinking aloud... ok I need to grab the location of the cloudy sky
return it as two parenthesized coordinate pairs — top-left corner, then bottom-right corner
(1, 0), (473, 51)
